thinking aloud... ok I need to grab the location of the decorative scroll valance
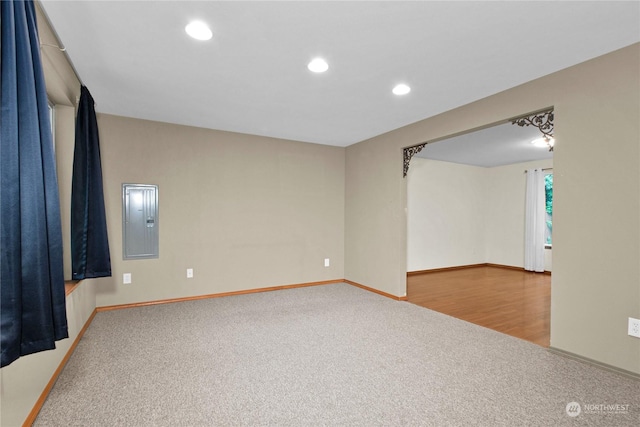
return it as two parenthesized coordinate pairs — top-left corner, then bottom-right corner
(403, 143), (427, 177)
(403, 109), (555, 177)
(511, 109), (554, 149)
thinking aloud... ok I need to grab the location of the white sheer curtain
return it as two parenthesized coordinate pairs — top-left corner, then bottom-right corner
(524, 169), (546, 272)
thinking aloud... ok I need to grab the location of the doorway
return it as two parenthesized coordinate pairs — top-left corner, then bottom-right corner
(405, 117), (554, 346)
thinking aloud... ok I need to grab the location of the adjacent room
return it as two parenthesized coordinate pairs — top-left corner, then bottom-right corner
(406, 120), (554, 347)
(1, 1), (639, 426)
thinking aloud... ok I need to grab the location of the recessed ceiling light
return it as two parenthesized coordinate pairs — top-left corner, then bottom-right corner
(185, 21), (212, 41)
(392, 84), (411, 95)
(308, 58), (329, 73)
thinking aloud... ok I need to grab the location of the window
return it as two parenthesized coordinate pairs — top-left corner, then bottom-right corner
(544, 172), (553, 247)
(48, 100), (55, 152)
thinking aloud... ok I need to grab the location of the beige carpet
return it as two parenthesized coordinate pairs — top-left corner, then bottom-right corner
(35, 283), (639, 426)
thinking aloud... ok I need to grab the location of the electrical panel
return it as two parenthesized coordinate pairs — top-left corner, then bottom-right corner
(122, 184), (158, 259)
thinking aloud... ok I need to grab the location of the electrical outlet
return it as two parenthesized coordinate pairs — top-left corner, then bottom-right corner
(324, 258), (330, 267)
(123, 273), (131, 284)
(628, 317), (640, 338)
(186, 268), (193, 279)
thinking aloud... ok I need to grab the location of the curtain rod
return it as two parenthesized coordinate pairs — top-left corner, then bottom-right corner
(524, 167), (553, 173)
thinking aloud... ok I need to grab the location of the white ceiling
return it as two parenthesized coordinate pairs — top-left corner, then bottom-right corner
(40, 1), (640, 148)
(415, 121), (553, 168)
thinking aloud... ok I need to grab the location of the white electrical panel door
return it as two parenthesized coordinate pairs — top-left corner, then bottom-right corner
(123, 184), (158, 259)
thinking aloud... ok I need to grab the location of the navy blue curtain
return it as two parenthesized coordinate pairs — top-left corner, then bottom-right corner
(1, 0), (68, 368)
(71, 86), (111, 279)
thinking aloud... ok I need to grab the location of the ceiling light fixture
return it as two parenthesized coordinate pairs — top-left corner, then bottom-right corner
(308, 58), (329, 73)
(531, 137), (555, 151)
(185, 21), (212, 41)
(392, 83), (411, 95)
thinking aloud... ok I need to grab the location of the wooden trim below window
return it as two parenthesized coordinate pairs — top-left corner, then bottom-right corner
(64, 280), (81, 296)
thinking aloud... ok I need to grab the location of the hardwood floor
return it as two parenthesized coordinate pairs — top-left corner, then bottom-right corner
(407, 266), (551, 347)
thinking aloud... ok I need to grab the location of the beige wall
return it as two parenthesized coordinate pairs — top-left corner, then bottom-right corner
(94, 115), (345, 307)
(346, 44), (639, 374)
(407, 158), (486, 270)
(407, 157), (553, 272)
